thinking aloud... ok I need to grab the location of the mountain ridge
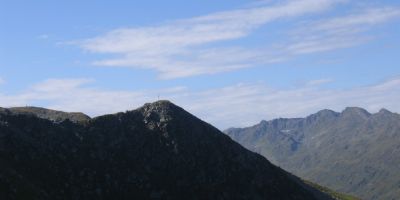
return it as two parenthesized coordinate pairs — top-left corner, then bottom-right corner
(1, 106), (90, 123)
(225, 107), (400, 200)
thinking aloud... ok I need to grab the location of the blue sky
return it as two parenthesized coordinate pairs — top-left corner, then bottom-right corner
(1, 0), (400, 128)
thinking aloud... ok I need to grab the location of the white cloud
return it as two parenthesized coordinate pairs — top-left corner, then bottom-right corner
(0, 78), (4, 85)
(1, 77), (400, 129)
(311, 7), (400, 32)
(74, 0), (400, 79)
(76, 0), (348, 79)
(82, 0), (342, 54)
(287, 7), (400, 54)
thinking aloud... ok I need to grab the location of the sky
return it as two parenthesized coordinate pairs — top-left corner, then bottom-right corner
(1, 0), (400, 129)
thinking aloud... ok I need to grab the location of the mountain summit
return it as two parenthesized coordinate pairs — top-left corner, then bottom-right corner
(0, 101), (332, 200)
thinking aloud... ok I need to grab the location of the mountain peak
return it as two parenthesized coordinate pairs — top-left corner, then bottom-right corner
(142, 100), (178, 112)
(315, 109), (339, 117)
(304, 109), (338, 123)
(341, 107), (371, 118)
(139, 100), (183, 124)
(378, 108), (392, 115)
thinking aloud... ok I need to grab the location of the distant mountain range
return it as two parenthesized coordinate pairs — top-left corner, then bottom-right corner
(0, 101), (339, 199)
(225, 107), (400, 200)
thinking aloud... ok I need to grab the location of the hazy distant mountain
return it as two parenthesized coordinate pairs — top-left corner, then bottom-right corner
(0, 101), (335, 200)
(225, 107), (400, 200)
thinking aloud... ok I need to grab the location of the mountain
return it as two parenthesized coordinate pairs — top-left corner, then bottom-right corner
(4, 106), (90, 123)
(225, 107), (400, 200)
(0, 101), (334, 200)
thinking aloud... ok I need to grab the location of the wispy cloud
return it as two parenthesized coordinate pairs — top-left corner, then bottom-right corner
(82, 0), (342, 54)
(310, 7), (400, 32)
(287, 7), (400, 54)
(73, 0), (400, 79)
(0, 78), (4, 85)
(1, 77), (399, 129)
(76, 0), (350, 79)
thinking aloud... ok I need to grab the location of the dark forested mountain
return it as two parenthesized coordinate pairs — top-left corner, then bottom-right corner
(225, 107), (400, 200)
(0, 101), (334, 200)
